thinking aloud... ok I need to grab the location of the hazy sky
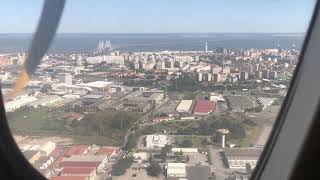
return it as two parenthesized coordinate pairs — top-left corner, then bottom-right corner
(0, 0), (316, 33)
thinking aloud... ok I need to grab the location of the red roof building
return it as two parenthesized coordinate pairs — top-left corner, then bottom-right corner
(61, 167), (96, 180)
(96, 146), (117, 157)
(61, 161), (100, 168)
(51, 176), (88, 180)
(193, 100), (216, 115)
(65, 145), (89, 157)
(50, 146), (63, 158)
(61, 167), (96, 175)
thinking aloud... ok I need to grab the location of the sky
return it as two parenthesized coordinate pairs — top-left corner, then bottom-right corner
(0, 0), (316, 33)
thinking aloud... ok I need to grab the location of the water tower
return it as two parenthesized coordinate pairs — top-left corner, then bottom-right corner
(217, 129), (229, 148)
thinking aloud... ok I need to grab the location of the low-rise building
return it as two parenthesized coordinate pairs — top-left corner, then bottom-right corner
(65, 145), (90, 156)
(61, 155), (108, 173)
(172, 148), (198, 153)
(145, 135), (169, 148)
(61, 167), (96, 180)
(193, 100), (216, 115)
(133, 152), (150, 161)
(167, 163), (187, 178)
(166, 163), (212, 180)
(224, 95), (257, 112)
(81, 94), (104, 106)
(5, 96), (37, 112)
(224, 148), (262, 169)
(28, 95), (62, 108)
(51, 176), (89, 180)
(176, 100), (193, 113)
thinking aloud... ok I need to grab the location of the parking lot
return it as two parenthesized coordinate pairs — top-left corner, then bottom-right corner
(187, 153), (210, 166)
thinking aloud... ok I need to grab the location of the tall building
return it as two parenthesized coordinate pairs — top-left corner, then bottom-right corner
(222, 66), (231, 75)
(45, 75), (52, 83)
(269, 71), (278, 79)
(212, 65), (222, 74)
(77, 58), (82, 66)
(240, 71), (248, 81)
(65, 74), (73, 85)
(262, 70), (269, 79)
(198, 72), (203, 82)
(205, 42), (208, 52)
(202, 73), (212, 82)
(212, 73), (222, 82)
(255, 71), (263, 79)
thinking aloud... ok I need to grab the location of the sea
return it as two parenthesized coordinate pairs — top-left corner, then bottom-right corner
(0, 33), (306, 53)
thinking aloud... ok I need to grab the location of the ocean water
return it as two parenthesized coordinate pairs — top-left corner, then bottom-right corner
(0, 33), (306, 53)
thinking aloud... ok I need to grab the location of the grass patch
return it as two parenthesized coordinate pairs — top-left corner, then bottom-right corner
(174, 136), (207, 148)
(229, 124), (261, 147)
(7, 107), (139, 146)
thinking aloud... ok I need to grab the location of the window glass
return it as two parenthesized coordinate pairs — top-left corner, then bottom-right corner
(0, 0), (315, 180)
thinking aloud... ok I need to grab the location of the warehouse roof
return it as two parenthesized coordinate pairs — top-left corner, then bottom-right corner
(61, 161), (101, 168)
(64, 145), (89, 156)
(51, 176), (88, 180)
(224, 148), (262, 159)
(78, 81), (113, 88)
(62, 167), (95, 175)
(62, 155), (107, 162)
(28, 95), (62, 106)
(176, 100), (193, 112)
(96, 146), (117, 156)
(82, 94), (104, 99)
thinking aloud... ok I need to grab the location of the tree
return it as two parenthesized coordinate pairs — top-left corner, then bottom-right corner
(40, 84), (52, 93)
(111, 157), (133, 176)
(180, 139), (193, 147)
(246, 163), (252, 176)
(146, 161), (162, 177)
(160, 144), (172, 162)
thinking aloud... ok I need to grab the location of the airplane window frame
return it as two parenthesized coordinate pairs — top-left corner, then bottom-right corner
(252, 0), (320, 179)
(0, 1), (319, 180)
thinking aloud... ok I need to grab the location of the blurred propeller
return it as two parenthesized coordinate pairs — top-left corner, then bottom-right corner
(10, 0), (65, 98)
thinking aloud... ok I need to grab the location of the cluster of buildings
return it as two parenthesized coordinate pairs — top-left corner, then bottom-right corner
(19, 142), (120, 180)
(176, 99), (216, 116)
(0, 44), (297, 180)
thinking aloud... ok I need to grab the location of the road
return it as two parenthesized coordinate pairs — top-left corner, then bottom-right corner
(122, 98), (169, 148)
(207, 145), (235, 180)
(255, 125), (272, 148)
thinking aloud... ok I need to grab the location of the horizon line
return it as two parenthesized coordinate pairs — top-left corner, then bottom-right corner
(0, 32), (306, 34)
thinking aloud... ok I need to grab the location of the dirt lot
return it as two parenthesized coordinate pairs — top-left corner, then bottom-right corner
(187, 152), (210, 166)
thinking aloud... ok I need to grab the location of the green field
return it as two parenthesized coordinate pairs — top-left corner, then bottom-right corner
(229, 124), (262, 147)
(278, 74), (292, 82)
(7, 107), (138, 146)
